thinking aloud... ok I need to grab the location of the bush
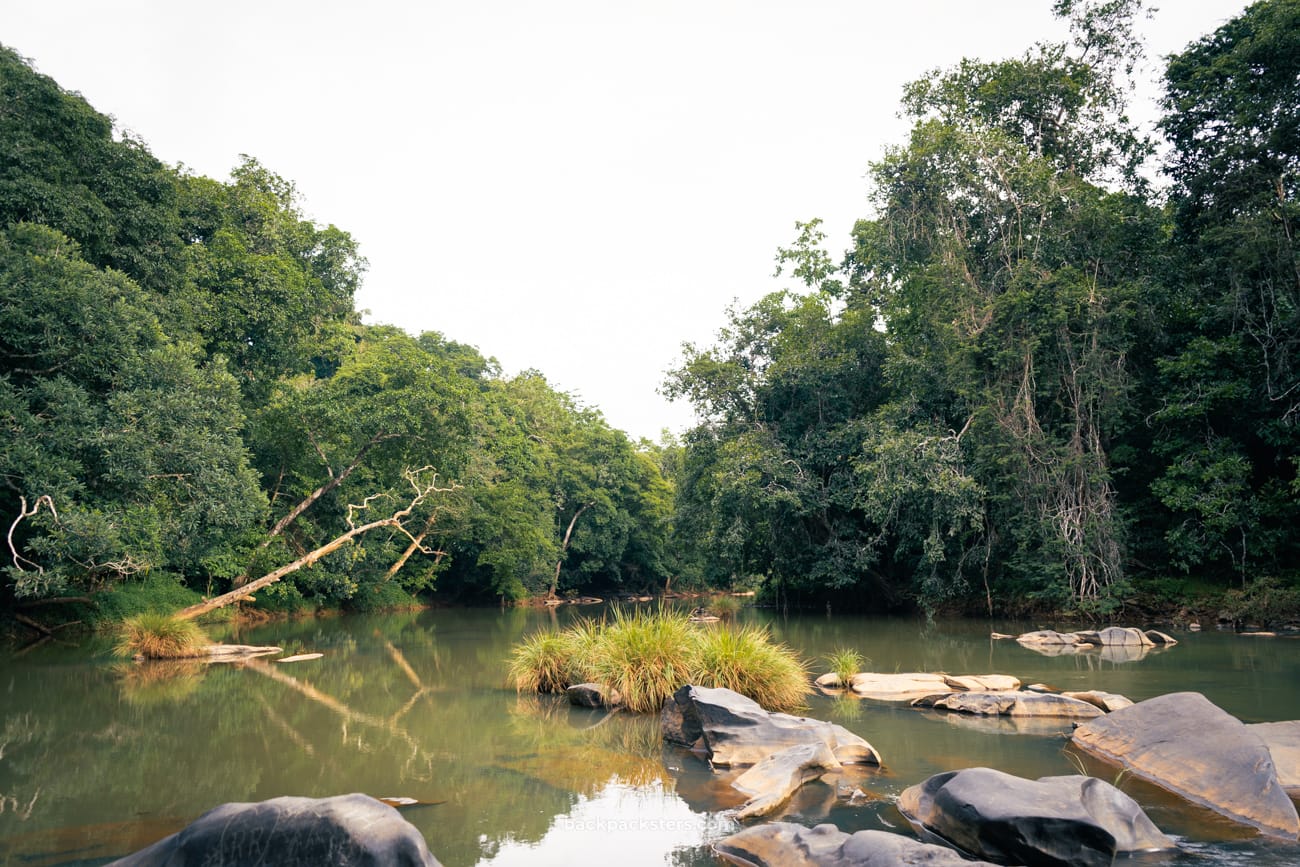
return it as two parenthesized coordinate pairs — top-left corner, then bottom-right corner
(823, 647), (866, 687)
(114, 612), (208, 659)
(506, 609), (810, 713)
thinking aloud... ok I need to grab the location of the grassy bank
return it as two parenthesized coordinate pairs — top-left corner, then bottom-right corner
(507, 609), (810, 713)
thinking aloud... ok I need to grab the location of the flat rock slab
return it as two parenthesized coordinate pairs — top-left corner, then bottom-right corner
(731, 741), (839, 819)
(278, 653), (324, 663)
(913, 690), (1103, 719)
(1072, 692), (1300, 838)
(715, 823), (995, 866)
(108, 793), (440, 866)
(898, 768), (1175, 867)
(203, 644), (282, 659)
(1249, 721), (1300, 795)
(1062, 690), (1134, 712)
(848, 672), (1018, 700)
(662, 684), (882, 767)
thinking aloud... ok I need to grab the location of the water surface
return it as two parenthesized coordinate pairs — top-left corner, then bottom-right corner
(1, 606), (1297, 865)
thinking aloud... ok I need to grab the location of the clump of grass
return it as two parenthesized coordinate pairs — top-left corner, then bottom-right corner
(695, 623), (809, 711)
(709, 594), (742, 620)
(506, 630), (589, 694)
(114, 612), (208, 659)
(587, 609), (701, 714)
(506, 609), (810, 713)
(824, 647), (867, 688)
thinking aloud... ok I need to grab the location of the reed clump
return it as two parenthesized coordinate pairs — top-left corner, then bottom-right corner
(114, 612), (207, 659)
(506, 609), (810, 713)
(823, 646), (867, 688)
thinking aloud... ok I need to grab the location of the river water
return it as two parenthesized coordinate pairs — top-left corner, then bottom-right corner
(1, 605), (1297, 865)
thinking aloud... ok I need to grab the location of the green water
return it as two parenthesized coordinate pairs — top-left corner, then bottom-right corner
(1, 606), (1297, 865)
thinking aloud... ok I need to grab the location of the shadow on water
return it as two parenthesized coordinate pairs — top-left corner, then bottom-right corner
(0, 606), (1297, 865)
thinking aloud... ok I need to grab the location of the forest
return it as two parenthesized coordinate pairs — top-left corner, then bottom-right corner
(2, 0), (1298, 623)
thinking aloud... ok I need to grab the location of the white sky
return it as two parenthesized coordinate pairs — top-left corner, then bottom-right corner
(3, 1), (1247, 441)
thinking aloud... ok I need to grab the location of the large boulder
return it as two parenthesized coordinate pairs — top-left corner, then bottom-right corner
(1249, 721), (1300, 795)
(897, 768), (1175, 867)
(108, 794), (440, 866)
(661, 685), (882, 767)
(1071, 692), (1300, 838)
(731, 742), (840, 819)
(912, 690), (1103, 720)
(714, 823), (995, 866)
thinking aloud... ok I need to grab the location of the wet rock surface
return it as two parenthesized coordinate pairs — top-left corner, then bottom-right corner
(714, 823), (995, 866)
(1071, 691), (1300, 838)
(897, 767), (1175, 867)
(108, 793), (441, 866)
(912, 690), (1104, 719)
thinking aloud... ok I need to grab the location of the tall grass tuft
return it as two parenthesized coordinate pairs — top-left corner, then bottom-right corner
(587, 609), (701, 713)
(824, 647), (867, 688)
(506, 609), (811, 713)
(114, 612), (208, 659)
(709, 594), (742, 620)
(696, 623), (810, 711)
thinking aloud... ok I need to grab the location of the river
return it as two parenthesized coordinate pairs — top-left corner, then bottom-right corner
(1, 605), (1297, 865)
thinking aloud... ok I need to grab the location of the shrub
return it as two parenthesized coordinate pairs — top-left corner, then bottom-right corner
(114, 612), (207, 659)
(695, 623), (809, 711)
(586, 609), (701, 714)
(823, 647), (867, 687)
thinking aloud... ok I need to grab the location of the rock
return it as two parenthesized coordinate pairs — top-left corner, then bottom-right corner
(898, 768), (1175, 867)
(1188, 622), (1202, 631)
(815, 672), (847, 688)
(913, 690), (1104, 719)
(941, 673), (1020, 692)
(203, 644), (282, 659)
(661, 685), (882, 767)
(1248, 721), (1300, 795)
(990, 632), (1016, 639)
(849, 672), (950, 699)
(108, 793), (440, 866)
(714, 823), (995, 866)
(1015, 629), (1083, 645)
(1144, 629), (1178, 645)
(1096, 626), (1154, 646)
(566, 682), (621, 708)
(917, 709), (1078, 737)
(1062, 690), (1134, 712)
(1071, 692), (1300, 838)
(731, 741), (840, 819)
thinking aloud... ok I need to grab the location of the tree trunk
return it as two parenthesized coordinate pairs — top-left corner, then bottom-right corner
(547, 503), (592, 599)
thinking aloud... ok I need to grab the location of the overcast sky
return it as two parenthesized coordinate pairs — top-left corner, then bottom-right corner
(4, 1), (1247, 441)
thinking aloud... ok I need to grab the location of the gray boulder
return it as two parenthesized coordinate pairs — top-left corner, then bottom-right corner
(1072, 692), (1299, 838)
(1250, 721), (1300, 795)
(898, 768), (1175, 867)
(714, 823), (995, 866)
(661, 684), (882, 767)
(109, 794), (440, 866)
(912, 690), (1103, 719)
(731, 741), (840, 819)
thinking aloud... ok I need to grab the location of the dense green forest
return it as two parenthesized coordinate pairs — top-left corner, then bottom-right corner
(3, 0), (1298, 621)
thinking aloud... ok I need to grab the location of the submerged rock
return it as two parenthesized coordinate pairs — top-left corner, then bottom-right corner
(714, 823), (994, 866)
(913, 690), (1103, 719)
(661, 685), (882, 767)
(108, 793), (440, 866)
(897, 767), (1175, 867)
(1071, 692), (1300, 838)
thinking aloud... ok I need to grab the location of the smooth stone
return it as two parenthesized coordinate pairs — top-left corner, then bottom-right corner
(1016, 629), (1082, 645)
(898, 768), (1175, 867)
(731, 741), (839, 819)
(661, 684), (882, 767)
(714, 823), (996, 866)
(566, 682), (621, 708)
(108, 793), (440, 866)
(1145, 629), (1178, 645)
(1062, 690), (1134, 712)
(941, 673), (1020, 692)
(815, 672), (846, 688)
(849, 672), (951, 698)
(1249, 721), (1300, 795)
(1096, 626), (1155, 646)
(1072, 692), (1300, 838)
(913, 690), (1103, 719)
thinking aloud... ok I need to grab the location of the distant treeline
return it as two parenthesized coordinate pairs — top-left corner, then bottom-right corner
(3, 0), (1298, 618)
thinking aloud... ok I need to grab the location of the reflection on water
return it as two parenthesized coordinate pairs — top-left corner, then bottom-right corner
(0, 608), (1297, 866)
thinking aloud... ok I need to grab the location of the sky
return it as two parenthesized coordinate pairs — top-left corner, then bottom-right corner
(3, 1), (1248, 441)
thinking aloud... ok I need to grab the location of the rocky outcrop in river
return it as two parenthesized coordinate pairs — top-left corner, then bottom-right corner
(897, 767), (1176, 867)
(714, 822), (995, 866)
(108, 793), (440, 866)
(1071, 691), (1300, 839)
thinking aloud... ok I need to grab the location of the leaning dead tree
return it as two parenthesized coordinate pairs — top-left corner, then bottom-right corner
(176, 467), (455, 621)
